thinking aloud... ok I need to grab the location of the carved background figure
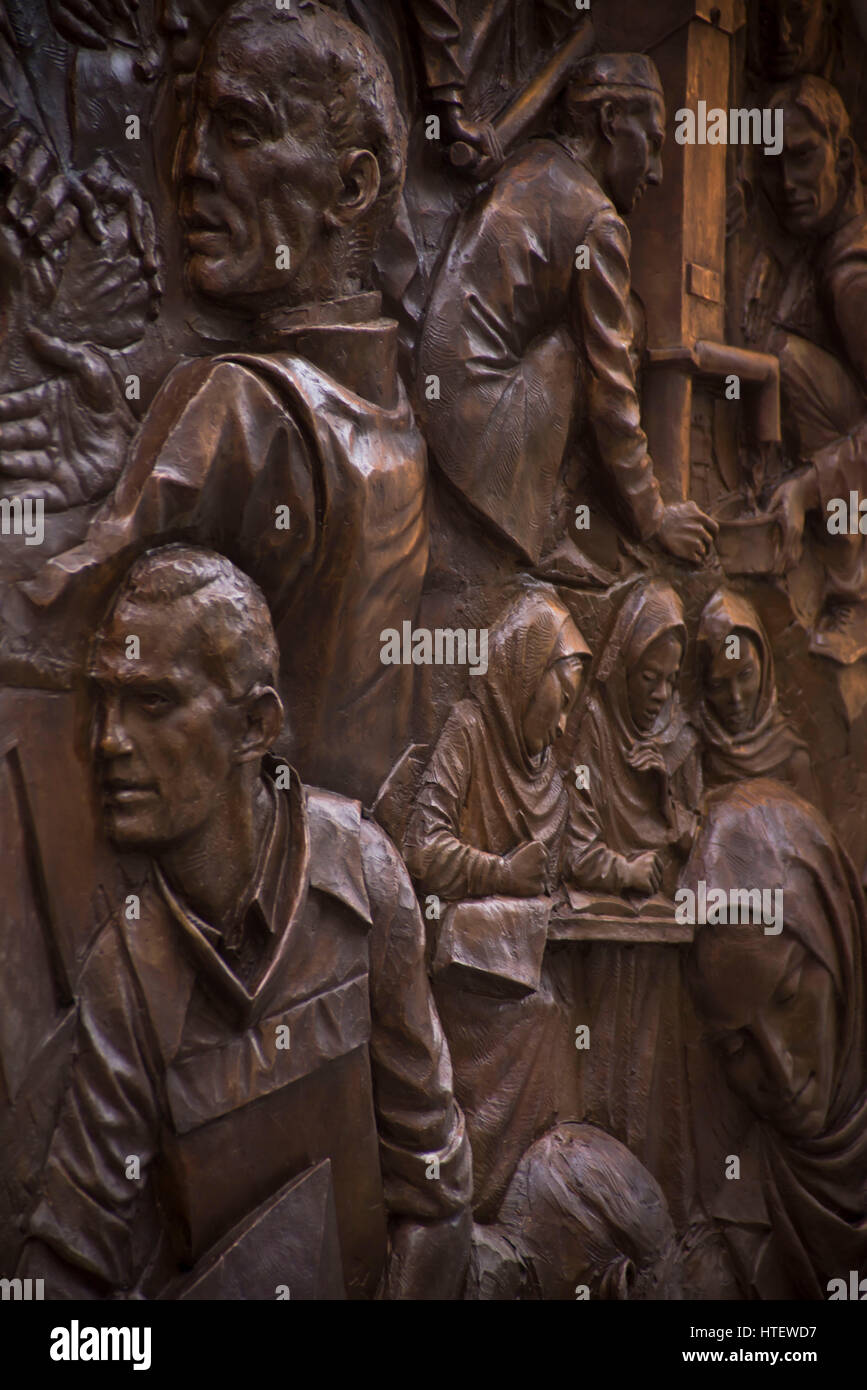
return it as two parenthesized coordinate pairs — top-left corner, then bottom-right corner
(685, 780), (867, 1299)
(695, 587), (815, 799)
(1, 0), (866, 1305)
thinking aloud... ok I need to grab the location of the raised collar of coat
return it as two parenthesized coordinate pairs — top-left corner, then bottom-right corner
(122, 763), (372, 1049)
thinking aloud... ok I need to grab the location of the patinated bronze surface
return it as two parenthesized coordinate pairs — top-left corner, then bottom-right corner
(1, 0), (866, 1302)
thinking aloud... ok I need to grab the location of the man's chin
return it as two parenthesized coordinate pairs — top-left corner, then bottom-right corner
(104, 813), (168, 854)
(185, 251), (247, 304)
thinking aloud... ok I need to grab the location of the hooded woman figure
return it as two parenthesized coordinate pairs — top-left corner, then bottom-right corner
(685, 780), (867, 1299)
(695, 589), (815, 801)
(403, 583), (591, 1218)
(566, 579), (702, 1224)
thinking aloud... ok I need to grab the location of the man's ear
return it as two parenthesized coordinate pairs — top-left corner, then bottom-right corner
(598, 99), (619, 147)
(237, 685), (284, 763)
(325, 148), (380, 230)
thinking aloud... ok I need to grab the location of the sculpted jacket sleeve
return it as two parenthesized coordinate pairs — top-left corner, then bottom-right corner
(574, 210), (666, 541)
(359, 817), (472, 1296)
(409, 0), (464, 95)
(23, 922), (162, 1296)
(36, 359), (318, 600)
(402, 710), (510, 899)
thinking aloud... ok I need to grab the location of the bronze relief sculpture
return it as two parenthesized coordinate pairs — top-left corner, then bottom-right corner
(0, 0), (865, 1307)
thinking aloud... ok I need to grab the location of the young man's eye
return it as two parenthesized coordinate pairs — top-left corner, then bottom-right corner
(138, 692), (171, 714)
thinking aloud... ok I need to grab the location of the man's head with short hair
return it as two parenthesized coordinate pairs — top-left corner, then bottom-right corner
(755, 0), (836, 83)
(177, 0), (406, 312)
(558, 54), (665, 216)
(489, 1123), (680, 1300)
(766, 75), (860, 237)
(90, 545), (283, 853)
(103, 545), (279, 699)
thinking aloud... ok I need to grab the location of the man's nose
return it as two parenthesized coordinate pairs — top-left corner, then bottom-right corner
(647, 150), (663, 187)
(557, 708), (569, 737)
(183, 113), (219, 186)
(99, 701), (134, 758)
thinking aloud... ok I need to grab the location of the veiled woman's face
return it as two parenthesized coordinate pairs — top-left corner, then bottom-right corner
(523, 656), (584, 756)
(626, 633), (682, 733)
(694, 932), (839, 1141)
(704, 634), (763, 735)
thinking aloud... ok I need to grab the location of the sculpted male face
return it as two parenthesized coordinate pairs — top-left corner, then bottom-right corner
(758, 0), (829, 81)
(90, 599), (241, 852)
(704, 635), (763, 735)
(602, 94), (665, 216)
(177, 16), (357, 310)
(767, 104), (851, 237)
(693, 931), (839, 1141)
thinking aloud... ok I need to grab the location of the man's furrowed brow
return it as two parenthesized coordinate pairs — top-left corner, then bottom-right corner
(88, 663), (182, 696)
(210, 76), (282, 137)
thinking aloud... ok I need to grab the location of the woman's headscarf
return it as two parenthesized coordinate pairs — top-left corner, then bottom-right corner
(580, 579), (698, 855)
(696, 589), (808, 787)
(462, 583), (590, 854)
(686, 780), (867, 1297)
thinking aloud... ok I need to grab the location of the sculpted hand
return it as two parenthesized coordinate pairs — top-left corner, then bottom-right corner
(656, 501), (718, 565)
(0, 116), (105, 262)
(45, 158), (161, 347)
(0, 329), (133, 509)
(501, 840), (548, 897)
(769, 469), (816, 570)
(48, 0), (138, 50)
(439, 103), (503, 173)
(623, 851), (663, 896)
(629, 746), (668, 776)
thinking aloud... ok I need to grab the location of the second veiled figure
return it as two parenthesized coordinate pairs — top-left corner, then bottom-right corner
(568, 578), (702, 1222)
(695, 588), (815, 802)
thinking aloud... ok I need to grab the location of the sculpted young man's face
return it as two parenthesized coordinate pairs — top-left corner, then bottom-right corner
(90, 599), (242, 853)
(602, 94), (665, 216)
(758, 0), (829, 81)
(767, 105), (851, 238)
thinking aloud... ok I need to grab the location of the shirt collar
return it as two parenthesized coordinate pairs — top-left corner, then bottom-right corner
(153, 771), (308, 1023)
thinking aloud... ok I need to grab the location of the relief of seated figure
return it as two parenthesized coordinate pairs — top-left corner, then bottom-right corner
(566, 578), (702, 1224)
(695, 588), (816, 802)
(684, 780), (867, 1300)
(466, 1123), (681, 1301)
(417, 51), (717, 574)
(756, 76), (867, 663)
(568, 578), (701, 901)
(402, 582), (592, 1219)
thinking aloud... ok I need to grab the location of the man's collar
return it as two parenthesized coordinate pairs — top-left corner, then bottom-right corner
(221, 779), (284, 953)
(254, 291), (383, 335)
(246, 292), (399, 408)
(143, 765), (372, 1030)
(151, 768), (309, 1025)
